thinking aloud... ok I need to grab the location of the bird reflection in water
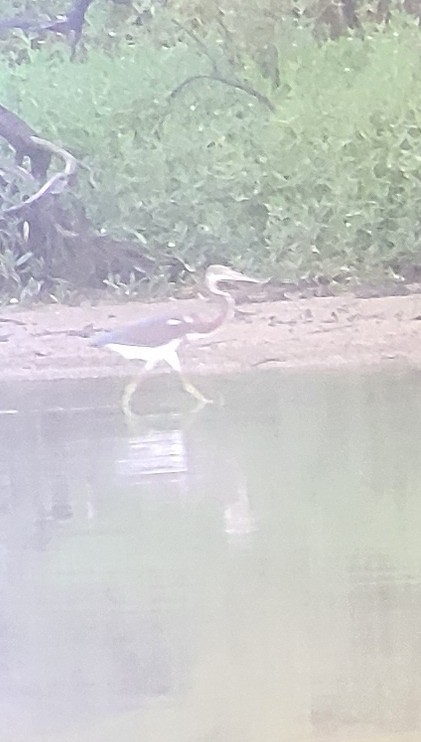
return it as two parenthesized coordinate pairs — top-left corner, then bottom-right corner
(117, 416), (258, 539)
(116, 426), (189, 494)
(223, 475), (258, 537)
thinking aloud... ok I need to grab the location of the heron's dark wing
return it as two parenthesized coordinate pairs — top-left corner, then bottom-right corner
(44, 0), (94, 40)
(91, 313), (194, 349)
(0, 17), (38, 30)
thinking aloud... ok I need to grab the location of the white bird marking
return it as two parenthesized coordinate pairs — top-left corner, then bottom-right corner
(166, 318), (183, 326)
(105, 339), (182, 363)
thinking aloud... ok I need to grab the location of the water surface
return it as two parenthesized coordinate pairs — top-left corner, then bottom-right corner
(1, 370), (421, 742)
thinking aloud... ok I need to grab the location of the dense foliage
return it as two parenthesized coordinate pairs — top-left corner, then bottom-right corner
(0, 1), (421, 300)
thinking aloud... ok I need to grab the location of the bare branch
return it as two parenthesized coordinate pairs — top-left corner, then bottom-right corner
(172, 19), (219, 75)
(170, 19), (274, 113)
(168, 74), (275, 112)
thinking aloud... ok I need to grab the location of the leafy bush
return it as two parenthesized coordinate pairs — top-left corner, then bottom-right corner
(260, 21), (421, 279)
(1, 7), (421, 297)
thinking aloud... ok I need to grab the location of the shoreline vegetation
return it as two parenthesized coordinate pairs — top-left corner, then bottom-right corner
(0, 2), (419, 306)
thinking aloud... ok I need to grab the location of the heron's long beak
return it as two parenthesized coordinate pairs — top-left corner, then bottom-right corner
(224, 268), (263, 284)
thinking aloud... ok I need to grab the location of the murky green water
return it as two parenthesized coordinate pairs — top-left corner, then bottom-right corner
(1, 370), (421, 742)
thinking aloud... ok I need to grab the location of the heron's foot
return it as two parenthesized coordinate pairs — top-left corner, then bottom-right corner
(181, 375), (213, 406)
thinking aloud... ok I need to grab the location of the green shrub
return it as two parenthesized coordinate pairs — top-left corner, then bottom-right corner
(1, 10), (421, 296)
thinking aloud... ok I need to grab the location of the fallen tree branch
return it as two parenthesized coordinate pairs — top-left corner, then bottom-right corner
(0, 105), (51, 179)
(4, 136), (77, 214)
(31, 136), (77, 177)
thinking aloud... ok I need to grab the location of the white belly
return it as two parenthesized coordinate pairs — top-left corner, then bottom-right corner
(105, 338), (182, 364)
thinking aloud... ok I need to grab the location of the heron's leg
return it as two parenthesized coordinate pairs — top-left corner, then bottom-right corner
(121, 361), (155, 417)
(180, 375), (211, 405)
(165, 350), (212, 405)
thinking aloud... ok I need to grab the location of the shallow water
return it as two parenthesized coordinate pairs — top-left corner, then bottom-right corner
(1, 370), (421, 742)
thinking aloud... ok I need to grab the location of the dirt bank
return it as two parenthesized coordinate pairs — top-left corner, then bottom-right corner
(1, 292), (421, 382)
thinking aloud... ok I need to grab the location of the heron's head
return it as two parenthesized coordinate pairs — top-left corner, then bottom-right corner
(204, 264), (262, 293)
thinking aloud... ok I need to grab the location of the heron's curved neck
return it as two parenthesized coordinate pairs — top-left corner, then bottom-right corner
(207, 278), (235, 321)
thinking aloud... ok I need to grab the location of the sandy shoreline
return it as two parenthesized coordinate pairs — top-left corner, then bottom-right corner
(0, 291), (421, 384)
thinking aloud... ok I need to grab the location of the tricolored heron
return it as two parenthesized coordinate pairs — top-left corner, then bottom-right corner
(92, 264), (261, 415)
